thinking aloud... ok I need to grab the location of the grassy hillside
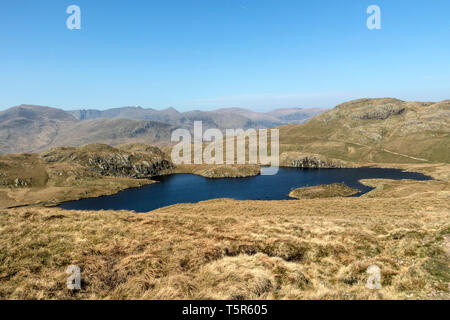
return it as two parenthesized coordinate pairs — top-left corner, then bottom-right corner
(279, 98), (450, 164)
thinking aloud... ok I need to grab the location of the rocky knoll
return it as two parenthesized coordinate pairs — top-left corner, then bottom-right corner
(40, 143), (174, 179)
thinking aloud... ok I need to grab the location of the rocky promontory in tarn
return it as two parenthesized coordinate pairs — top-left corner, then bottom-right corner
(176, 164), (261, 178)
(289, 183), (360, 199)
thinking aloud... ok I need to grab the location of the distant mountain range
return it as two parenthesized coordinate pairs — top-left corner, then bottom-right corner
(68, 106), (325, 129)
(0, 104), (325, 154)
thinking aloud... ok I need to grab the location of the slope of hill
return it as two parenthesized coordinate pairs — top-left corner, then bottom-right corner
(0, 105), (176, 154)
(49, 118), (175, 150)
(68, 106), (326, 130)
(279, 98), (450, 164)
(69, 106), (180, 123)
(267, 107), (325, 124)
(0, 105), (78, 154)
(214, 107), (287, 128)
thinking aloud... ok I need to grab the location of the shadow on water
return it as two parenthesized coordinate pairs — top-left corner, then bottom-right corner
(59, 167), (431, 213)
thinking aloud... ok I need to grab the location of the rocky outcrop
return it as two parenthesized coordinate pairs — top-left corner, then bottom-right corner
(40, 143), (175, 179)
(352, 104), (405, 121)
(291, 156), (342, 169)
(14, 178), (31, 187)
(280, 152), (351, 169)
(0, 177), (33, 188)
(87, 154), (173, 178)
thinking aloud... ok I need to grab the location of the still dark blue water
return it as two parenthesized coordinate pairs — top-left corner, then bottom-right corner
(59, 167), (431, 213)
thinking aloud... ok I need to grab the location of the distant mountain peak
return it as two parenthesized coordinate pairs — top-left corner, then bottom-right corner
(164, 107), (180, 114)
(1, 104), (77, 122)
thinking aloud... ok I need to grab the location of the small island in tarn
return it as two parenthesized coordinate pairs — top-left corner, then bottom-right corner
(176, 164), (261, 178)
(289, 183), (360, 199)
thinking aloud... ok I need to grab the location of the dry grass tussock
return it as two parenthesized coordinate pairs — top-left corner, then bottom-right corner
(0, 192), (448, 299)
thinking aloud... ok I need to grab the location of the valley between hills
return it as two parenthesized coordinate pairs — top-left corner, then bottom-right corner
(0, 98), (448, 299)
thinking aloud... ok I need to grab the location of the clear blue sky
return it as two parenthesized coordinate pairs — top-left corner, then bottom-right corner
(1, 0), (449, 111)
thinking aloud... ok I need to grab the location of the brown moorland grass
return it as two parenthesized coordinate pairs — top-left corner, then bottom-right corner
(0, 191), (448, 300)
